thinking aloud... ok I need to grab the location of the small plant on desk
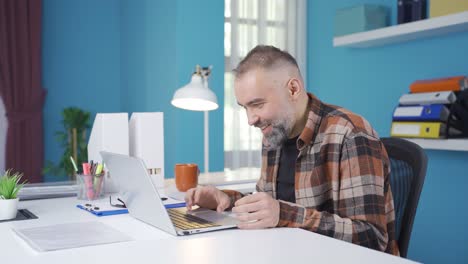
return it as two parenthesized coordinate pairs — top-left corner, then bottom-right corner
(0, 169), (26, 220)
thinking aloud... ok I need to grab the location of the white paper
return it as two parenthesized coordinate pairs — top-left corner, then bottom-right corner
(163, 195), (185, 205)
(13, 221), (132, 252)
(165, 184), (186, 201)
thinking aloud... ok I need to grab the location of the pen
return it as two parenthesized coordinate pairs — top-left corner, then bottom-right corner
(90, 163), (96, 175)
(164, 202), (186, 209)
(70, 156), (79, 172)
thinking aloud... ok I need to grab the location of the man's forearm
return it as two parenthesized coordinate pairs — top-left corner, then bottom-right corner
(276, 201), (389, 252)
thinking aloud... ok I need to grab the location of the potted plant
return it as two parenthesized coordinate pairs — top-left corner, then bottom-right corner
(0, 169), (25, 220)
(43, 107), (91, 181)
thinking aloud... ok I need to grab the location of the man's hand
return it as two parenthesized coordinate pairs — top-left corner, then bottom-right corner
(184, 186), (231, 212)
(232, 192), (280, 229)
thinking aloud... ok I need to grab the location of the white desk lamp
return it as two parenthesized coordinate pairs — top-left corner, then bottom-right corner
(171, 65), (218, 173)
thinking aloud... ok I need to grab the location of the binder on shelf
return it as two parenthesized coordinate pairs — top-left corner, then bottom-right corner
(411, 0), (427, 21)
(391, 121), (461, 139)
(397, 0), (411, 24)
(397, 0), (427, 24)
(398, 91), (456, 105)
(393, 104), (449, 121)
(409, 76), (467, 93)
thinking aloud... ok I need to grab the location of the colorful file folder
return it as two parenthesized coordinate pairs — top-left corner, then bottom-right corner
(398, 91), (456, 105)
(410, 76), (467, 93)
(391, 122), (447, 138)
(393, 104), (449, 121)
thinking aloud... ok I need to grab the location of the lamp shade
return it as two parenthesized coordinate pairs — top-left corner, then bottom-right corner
(171, 75), (218, 111)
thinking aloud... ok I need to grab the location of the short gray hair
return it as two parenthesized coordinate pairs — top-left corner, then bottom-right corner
(233, 45), (300, 78)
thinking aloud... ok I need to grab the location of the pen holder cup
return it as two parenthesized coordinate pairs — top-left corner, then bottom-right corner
(77, 174), (105, 200)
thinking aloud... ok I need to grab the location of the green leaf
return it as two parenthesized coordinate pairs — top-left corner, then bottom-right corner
(0, 169), (26, 199)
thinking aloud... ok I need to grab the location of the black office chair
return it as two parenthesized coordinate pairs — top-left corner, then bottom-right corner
(381, 137), (428, 258)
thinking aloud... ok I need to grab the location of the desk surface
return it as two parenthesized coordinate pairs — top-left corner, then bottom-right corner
(198, 167), (260, 185)
(2, 182), (417, 264)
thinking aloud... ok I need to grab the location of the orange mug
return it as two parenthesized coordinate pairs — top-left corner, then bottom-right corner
(174, 164), (199, 192)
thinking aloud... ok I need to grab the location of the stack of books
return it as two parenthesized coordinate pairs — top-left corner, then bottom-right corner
(391, 76), (467, 139)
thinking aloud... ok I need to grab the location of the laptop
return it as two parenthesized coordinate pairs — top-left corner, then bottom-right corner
(100, 151), (238, 236)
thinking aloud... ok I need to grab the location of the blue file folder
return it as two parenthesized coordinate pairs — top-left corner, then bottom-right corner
(392, 104), (449, 121)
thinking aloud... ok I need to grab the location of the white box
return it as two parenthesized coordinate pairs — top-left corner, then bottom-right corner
(88, 113), (129, 193)
(129, 112), (165, 188)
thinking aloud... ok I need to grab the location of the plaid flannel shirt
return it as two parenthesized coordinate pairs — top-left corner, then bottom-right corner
(223, 94), (399, 255)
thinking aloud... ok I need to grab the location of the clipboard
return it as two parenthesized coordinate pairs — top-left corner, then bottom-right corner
(76, 199), (186, 217)
(76, 204), (128, 217)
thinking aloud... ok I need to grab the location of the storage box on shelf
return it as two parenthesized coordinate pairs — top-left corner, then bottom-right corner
(334, 4), (388, 37)
(430, 0), (468, 18)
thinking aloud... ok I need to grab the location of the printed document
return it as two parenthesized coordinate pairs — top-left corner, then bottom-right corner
(13, 221), (131, 251)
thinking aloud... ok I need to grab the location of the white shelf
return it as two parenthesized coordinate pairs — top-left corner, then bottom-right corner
(333, 11), (468, 48)
(404, 138), (468, 152)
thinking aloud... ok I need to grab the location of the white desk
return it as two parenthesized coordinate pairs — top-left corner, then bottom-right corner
(1, 181), (417, 264)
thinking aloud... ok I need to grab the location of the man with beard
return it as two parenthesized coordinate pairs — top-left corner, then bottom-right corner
(184, 45), (399, 255)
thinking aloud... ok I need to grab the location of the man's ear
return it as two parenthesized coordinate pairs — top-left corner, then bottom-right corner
(288, 78), (302, 98)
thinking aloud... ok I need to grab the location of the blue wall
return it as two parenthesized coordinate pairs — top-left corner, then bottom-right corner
(120, 0), (179, 177)
(42, 0), (224, 180)
(308, 1), (468, 263)
(175, 0), (225, 173)
(120, 0), (224, 176)
(42, 0), (122, 181)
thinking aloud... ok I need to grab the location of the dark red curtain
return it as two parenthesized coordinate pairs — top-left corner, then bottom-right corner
(0, 0), (46, 183)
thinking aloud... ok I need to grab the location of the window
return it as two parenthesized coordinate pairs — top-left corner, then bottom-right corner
(224, 0), (307, 169)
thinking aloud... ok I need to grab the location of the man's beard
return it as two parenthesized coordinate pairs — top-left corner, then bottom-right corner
(258, 117), (293, 150)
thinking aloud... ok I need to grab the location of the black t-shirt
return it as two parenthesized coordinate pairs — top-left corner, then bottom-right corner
(276, 136), (299, 203)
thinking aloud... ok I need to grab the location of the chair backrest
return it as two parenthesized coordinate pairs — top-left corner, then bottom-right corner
(381, 137), (428, 258)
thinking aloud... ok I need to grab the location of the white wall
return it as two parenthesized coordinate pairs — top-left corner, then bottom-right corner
(0, 96), (7, 173)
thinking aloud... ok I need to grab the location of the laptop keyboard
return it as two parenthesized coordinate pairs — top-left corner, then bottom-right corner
(167, 209), (221, 230)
